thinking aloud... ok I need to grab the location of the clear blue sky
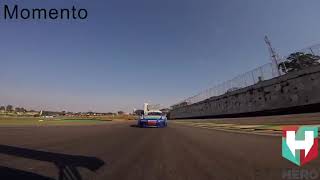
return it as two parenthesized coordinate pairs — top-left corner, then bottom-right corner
(1, 0), (320, 112)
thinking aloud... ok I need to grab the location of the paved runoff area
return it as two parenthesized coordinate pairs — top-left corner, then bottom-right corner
(1, 114), (320, 180)
(173, 113), (320, 136)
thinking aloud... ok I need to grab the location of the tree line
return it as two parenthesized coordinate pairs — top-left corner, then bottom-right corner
(0, 105), (129, 116)
(279, 52), (320, 73)
(0, 105), (29, 113)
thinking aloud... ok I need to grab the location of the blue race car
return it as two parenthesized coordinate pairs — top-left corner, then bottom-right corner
(137, 111), (167, 128)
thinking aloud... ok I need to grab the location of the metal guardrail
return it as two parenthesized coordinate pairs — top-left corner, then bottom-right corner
(172, 44), (320, 109)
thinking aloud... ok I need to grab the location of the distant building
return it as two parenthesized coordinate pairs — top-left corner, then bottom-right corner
(134, 110), (144, 116)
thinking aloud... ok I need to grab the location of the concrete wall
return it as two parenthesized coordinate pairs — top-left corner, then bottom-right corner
(170, 65), (320, 119)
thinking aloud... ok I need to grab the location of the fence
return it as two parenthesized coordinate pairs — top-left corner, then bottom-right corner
(277, 44), (320, 74)
(300, 44), (320, 56)
(172, 44), (320, 108)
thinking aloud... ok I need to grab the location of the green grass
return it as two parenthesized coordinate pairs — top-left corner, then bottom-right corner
(0, 116), (111, 126)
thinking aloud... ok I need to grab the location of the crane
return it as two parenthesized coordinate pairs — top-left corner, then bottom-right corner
(264, 36), (281, 76)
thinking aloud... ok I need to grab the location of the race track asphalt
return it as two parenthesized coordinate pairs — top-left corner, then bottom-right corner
(0, 121), (319, 180)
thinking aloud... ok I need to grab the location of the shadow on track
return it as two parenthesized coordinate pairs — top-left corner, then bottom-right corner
(0, 166), (54, 180)
(130, 124), (139, 128)
(0, 145), (105, 180)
